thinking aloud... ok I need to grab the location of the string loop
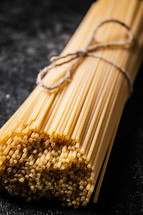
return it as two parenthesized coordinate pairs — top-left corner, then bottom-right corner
(36, 19), (134, 96)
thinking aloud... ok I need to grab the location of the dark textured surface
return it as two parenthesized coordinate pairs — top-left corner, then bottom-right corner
(0, 0), (143, 214)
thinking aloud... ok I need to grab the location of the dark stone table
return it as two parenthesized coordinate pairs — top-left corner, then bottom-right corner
(0, 0), (143, 214)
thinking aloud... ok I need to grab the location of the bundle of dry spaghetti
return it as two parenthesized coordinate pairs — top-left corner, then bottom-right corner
(0, 0), (143, 208)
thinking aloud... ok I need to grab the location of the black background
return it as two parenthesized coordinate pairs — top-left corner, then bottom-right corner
(0, 0), (143, 214)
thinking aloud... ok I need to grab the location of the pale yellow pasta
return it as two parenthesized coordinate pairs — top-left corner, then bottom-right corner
(0, 0), (143, 208)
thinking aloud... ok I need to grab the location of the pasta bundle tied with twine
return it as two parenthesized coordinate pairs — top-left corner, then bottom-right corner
(0, 0), (143, 208)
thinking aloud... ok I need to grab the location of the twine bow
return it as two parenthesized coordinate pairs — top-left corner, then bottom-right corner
(36, 19), (134, 96)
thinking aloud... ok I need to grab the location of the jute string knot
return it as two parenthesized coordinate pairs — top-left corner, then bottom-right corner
(36, 19), (134, 96)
